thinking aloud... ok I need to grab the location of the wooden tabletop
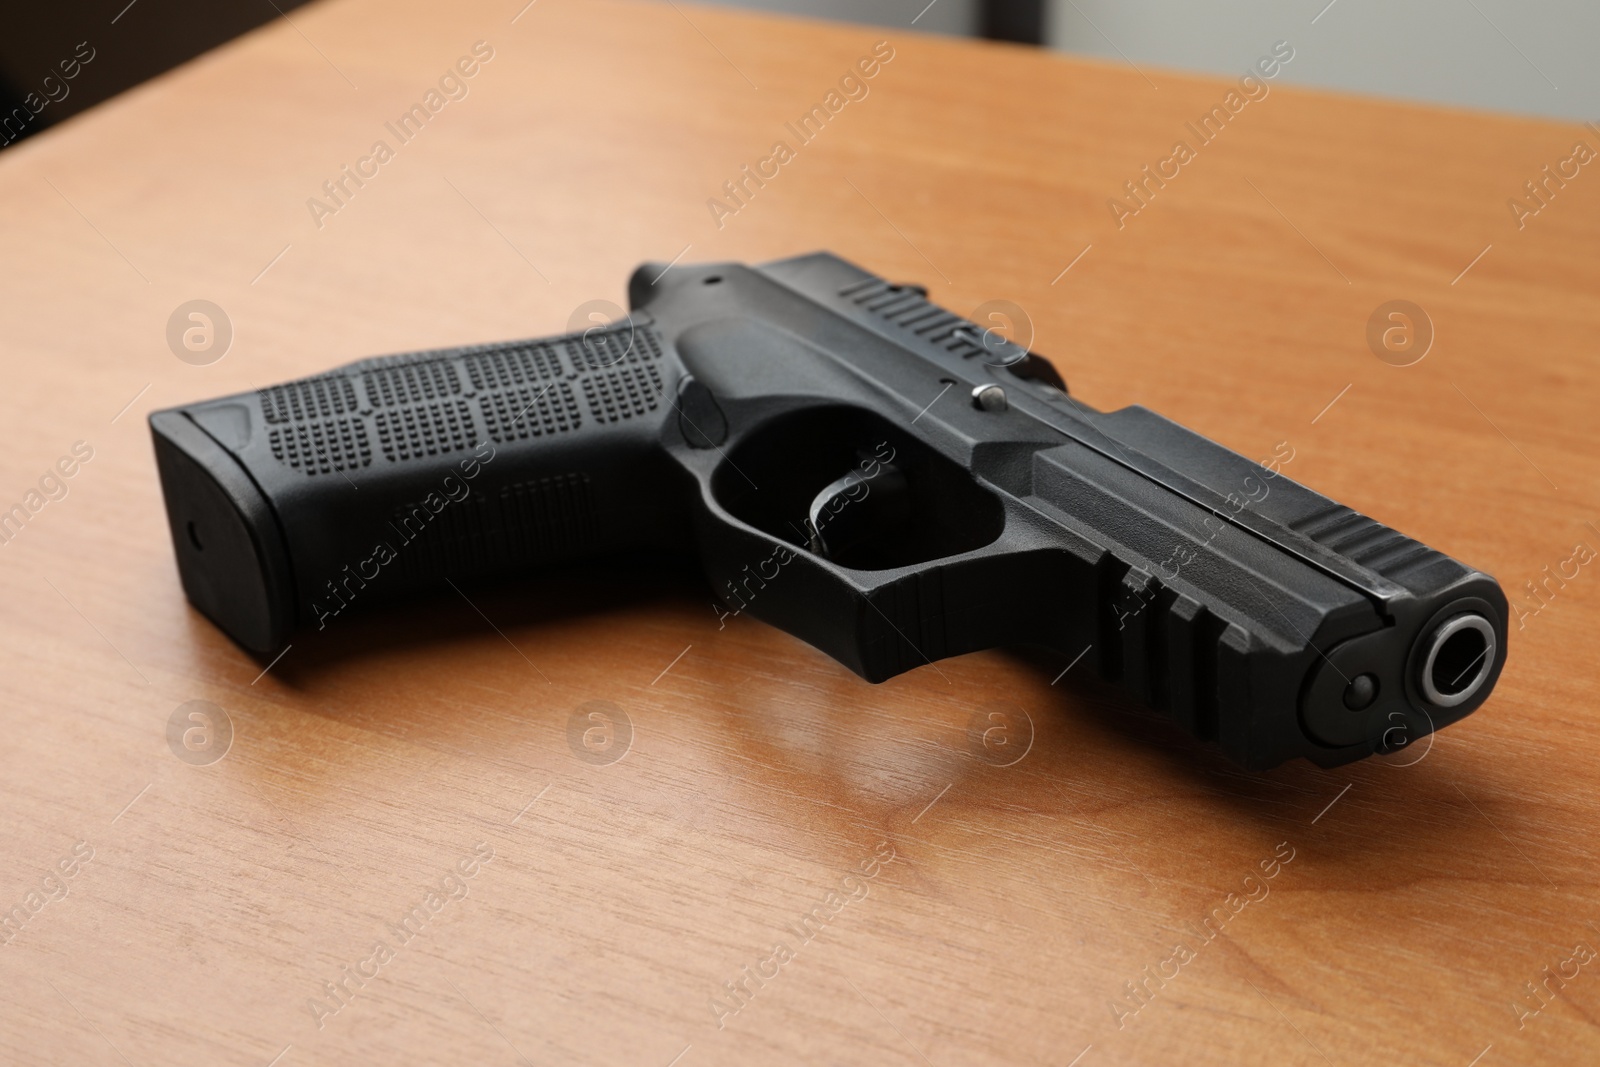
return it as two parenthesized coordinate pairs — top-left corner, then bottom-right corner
(2, 1), (1597, 1064)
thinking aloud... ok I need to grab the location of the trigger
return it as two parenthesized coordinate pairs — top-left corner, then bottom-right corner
(804, 455), (910, 562)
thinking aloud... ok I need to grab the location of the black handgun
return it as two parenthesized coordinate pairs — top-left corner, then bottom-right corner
(149, 252), (1507, 769)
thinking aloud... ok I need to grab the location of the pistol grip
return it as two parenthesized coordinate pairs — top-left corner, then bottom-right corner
(150, 320), (687, 653)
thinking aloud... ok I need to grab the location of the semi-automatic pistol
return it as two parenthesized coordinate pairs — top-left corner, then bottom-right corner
(149, 252), (1508, 769)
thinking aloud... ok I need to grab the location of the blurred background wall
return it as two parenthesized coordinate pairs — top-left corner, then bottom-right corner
(0, 0), (1590, 153)
(687, 0), (1592, 121)
(1044, 0), (1590, 121)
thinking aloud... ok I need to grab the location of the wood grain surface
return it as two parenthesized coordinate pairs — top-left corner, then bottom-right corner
(1, 1), (1597, 1064)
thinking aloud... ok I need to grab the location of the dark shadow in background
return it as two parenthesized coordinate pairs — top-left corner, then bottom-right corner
(0, 0), (312, 151)
(980, 0), (1044, 44)
(0, 0), (1042, 151)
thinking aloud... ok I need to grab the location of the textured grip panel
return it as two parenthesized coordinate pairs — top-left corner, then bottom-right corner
(389, 473), (598, 581)
(480, 383), (582, 442)
(362, 358), (460, 407)
(464, 344), (563, 389)
(259, 375), (360, 424)
(583, 364), (664, 423)
(255, 319), (664, 477)
(155, 312), (684, 649)
(267, 419), (372, 474)
(374, 399), (477, 462)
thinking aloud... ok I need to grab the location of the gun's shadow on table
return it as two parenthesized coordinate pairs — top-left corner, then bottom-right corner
(212, 559), (1505, 876)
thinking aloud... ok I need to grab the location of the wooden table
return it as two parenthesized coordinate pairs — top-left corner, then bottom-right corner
(2, 2), (1596, 1064)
